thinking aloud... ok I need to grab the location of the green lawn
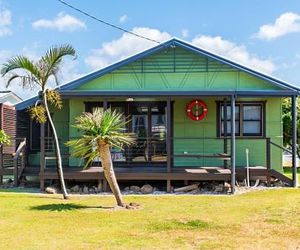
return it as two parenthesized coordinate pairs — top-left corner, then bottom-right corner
(284, 167), (300, 184)
(0, 189), (300, 249)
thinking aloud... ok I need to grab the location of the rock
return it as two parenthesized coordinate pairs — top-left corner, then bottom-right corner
(140, 184), (153, 194)
(70, 185), (80, 193)
(273, 181), (284, 187)
(259, 182), (267, 187)
(124, 186), (130, 191)
(130, 185), (140, 192)
(188, 188), (200, 194)
(45, 186), (57, 194)
(5, 179), (13, 184)
(214, 184), (224, 192)
(89, 188), (95, 194)
(83, 186), (89, 194)
(223, 182), (231, 192)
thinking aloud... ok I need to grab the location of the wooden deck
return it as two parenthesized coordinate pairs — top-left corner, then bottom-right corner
(1, 165), (293, 188)
(40, 166), (232, 181)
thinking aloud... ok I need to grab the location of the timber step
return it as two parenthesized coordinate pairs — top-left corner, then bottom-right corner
(270, 169), (293, 186)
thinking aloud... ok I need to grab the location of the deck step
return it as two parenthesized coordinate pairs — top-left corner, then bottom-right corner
(270, 169), (293, 186)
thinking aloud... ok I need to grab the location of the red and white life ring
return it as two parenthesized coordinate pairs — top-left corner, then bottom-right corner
(186, 100), (208, 121)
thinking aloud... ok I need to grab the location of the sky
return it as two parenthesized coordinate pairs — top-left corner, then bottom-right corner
(1, 0), (300, 100)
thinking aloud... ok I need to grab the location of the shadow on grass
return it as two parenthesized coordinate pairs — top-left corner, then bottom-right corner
(30, 203), (114, 212)
(149, 219), (210, 232)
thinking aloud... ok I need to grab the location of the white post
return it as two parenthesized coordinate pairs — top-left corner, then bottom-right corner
(246, 148), (250, 187)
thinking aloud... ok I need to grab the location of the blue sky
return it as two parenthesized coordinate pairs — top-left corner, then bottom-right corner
(1, 0), (300, 99)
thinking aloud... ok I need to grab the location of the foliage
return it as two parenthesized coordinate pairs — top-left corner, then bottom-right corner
(282, 98), (300, 157)
(1, 44), (75, 123)
(66, 108), (135, 168)
(1, 44), (76, 199)
(0, 129), (10, 145)
(28, 105), (47, 124)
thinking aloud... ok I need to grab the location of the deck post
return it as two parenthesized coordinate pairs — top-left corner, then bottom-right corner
(223, 98), (228, 168)
(266, 137), (271, 186)
(40, 122), (45, 190)
(230, 95), (236, 193)
(166, 97), (172, 192)
(292, 95), (298, 188)
(103, 99), (108, 110)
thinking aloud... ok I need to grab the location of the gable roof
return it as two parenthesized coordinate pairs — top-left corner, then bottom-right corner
(16, 38), (299, 110)
(59, 37), (299, 92)
(0, 91), (22, 105)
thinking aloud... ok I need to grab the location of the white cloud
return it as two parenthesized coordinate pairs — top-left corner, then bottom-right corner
(32, 12), (86, 32)
(119, 14), (128, 23)
(181, 29), (189, 38)
(85, 27), (171, 70)
(256, 12), (300, 40)
(0, 8), (12, 37)
(192, 35), (276, 74)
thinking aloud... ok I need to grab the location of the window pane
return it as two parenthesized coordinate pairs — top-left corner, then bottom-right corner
(243, 105), (261, 120)
(221, 105), (240, 120)
(243, 121), (261, 134)
(221, 121), (240, 135)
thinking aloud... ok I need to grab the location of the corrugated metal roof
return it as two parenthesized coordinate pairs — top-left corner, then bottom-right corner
(16, 38), (299, 110)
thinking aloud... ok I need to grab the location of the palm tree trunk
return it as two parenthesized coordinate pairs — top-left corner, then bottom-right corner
(43, 92), (69, 199)
(98, 141), (125, 207)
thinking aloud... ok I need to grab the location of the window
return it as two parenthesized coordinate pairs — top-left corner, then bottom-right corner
(218, 102), (264, 137)
(30, 120), (53, 151)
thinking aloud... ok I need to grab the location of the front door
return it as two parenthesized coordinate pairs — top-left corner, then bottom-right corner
(130, 103), (167, 164)
(85, 101), (167, 166)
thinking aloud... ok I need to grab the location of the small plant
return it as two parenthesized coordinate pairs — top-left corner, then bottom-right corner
(66, 108), (135, 208)
(0, 129), (10, 146)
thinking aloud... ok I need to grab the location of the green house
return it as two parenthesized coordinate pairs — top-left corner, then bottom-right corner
(15, 38), (299, 191)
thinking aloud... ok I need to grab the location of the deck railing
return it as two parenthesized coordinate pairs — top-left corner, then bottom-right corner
(40, 136), (273, 169)
(13, 138), (26, 186)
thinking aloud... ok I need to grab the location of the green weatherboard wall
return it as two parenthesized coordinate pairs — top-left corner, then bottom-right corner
(29, 46), (283, 171)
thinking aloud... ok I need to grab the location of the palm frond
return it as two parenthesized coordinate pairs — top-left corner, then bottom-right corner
(5, 73), (39, 89)
(1, 56), (42, 88)
(67, 108), (136, 165)
(41, 44), (76, 85)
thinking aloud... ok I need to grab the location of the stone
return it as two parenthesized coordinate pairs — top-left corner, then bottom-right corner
(83, 186), (89, 194)
(273, 181), (284, 187)
(140, 184), (153, 194)
(70, 185), (80, 193)
(259, 182), (267, 187)
(223, 182), (231, 192)
(188, 187), (200, 194)
(129, 185), (140, 192)
(124, 186), (130, 191)
(45, 186), (57, 194)
(214, 184), (224, 192)
(89, 188), (96, 194)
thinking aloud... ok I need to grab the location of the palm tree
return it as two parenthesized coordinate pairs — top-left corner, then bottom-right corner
(1, 45), (76, 199)
(66, 108), (135, 207)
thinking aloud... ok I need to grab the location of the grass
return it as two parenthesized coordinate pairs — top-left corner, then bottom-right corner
(0, 189), (300, 249)
(283, 167), (300, 184)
